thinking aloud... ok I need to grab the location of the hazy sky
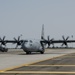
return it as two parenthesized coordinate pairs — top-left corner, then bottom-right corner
(0, 0), (75, 40)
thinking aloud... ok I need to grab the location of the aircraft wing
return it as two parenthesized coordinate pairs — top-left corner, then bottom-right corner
(0, 40), (28, 48)
(40, 39), (75, 47)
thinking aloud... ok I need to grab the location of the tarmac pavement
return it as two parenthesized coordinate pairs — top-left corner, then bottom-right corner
(0, 49), (75, 75)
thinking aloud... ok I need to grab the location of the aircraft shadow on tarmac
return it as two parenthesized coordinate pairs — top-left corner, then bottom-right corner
(18, 52), (65, 55)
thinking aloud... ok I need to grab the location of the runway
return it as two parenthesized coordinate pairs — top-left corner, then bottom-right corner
(0, 49), (75, 75)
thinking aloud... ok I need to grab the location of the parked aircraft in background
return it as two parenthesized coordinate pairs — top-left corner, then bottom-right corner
(0, 45), (8, 52)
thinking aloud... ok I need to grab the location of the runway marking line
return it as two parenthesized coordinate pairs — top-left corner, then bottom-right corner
(0, 71), (5, 72)
(63, 56), (75, 57)
(25, 65), (75, 67)
(1, 71), (75, 74)
(1, 52), (74, 72)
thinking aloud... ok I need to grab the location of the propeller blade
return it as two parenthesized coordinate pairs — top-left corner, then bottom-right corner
(47, 36), (50, 41)
(0, 37), (2, 41)
(62, 36), (65, 40)
(47, 36), (54, 48)
(14, 37), (17, 41)
(3, 36), (5, 41)
(61, 36), (69, 47)
(48, 42), (50, 48)
(13, 35), (22, 48)
(47, 36), (50, 48)
(18, 36), (20, 41)
(66, 36), (69, 40)
(51, 38), (54, 41)
(0, 36), (6, 46)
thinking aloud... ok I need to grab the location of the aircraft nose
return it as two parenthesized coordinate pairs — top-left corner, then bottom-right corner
(21, 43), (29, 49)
(25, 44), (29, 48)
(21, 42), (33, 49)
(25, 43), (33, 49)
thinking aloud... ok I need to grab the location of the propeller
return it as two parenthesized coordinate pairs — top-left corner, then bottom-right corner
(47, 36), (54, 48)
(0, 36), (6, 46)
(47, 36), (50, 48)
(13, 36), (22, 48)
(61, 36), (69, 47)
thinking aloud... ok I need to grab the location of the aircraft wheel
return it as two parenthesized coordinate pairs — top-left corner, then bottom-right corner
(40, 50), (44, 54)
(40, 51), (44, 54)
(4, 49), (8, 52)
(26, 52), (31, 54)
(40, 48), (45, 54)
(0, 50), (5, 52)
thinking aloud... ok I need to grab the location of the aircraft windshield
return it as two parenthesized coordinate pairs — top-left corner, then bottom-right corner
(29, 40), (33, 43)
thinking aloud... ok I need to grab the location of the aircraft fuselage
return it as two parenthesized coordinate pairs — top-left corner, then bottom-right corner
(21, 39), (45, 54)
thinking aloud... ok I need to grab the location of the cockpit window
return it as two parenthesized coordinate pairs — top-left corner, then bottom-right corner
(29, 40), (33, 43)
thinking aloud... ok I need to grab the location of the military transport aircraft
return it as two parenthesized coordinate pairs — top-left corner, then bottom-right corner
(0, 25), (46, 54)
(0, 25), (75, 54)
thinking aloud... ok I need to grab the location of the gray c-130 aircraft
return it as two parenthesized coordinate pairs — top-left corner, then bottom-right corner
(0, 25), (75, 54)
(0, 25), (46, 54)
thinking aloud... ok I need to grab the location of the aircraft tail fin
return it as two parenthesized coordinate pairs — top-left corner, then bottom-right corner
(41, 24), (45, 40)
